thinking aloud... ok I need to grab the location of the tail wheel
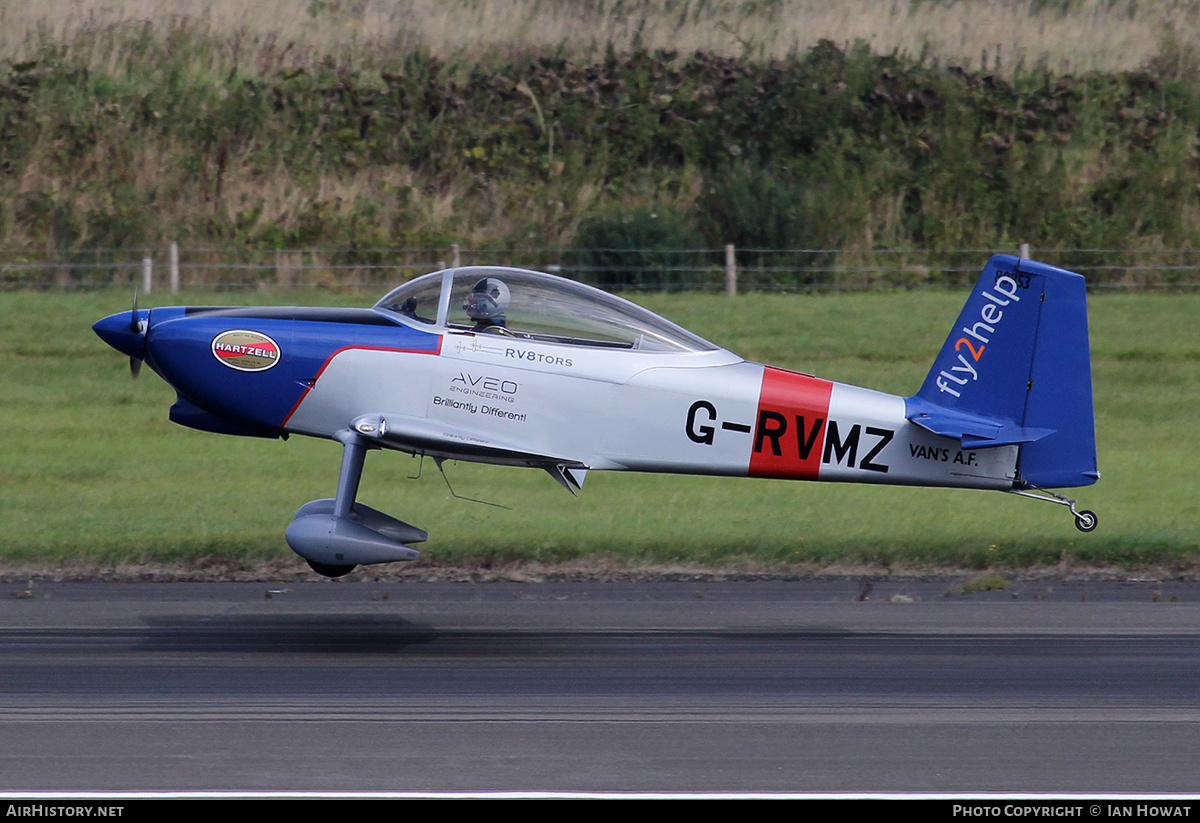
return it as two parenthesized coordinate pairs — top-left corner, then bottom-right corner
(1074, 510), (1098, 533)
(1010, 488), (1098, 533)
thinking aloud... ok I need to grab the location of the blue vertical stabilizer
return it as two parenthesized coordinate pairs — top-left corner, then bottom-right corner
(905, 256), (1098, 489)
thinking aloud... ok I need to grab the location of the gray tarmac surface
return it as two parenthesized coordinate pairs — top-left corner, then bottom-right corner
(1, 576), (1199, 794)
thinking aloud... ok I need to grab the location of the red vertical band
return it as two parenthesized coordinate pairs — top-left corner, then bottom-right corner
(748, 367), (834, 480)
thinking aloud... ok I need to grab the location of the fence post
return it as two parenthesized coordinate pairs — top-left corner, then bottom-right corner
(1019, 243), (1030, 260)
(141, 257), (153, 294)
(725, 243), (737, 296)
(169, 242), (180, 293)
(451, 244), (461, 268)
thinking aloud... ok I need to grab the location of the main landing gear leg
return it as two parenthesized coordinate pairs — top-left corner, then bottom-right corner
(1008, 487), (1097, 533)
(306, 432), (369, 578)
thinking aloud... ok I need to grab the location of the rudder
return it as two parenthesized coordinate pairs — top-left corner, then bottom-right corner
(1013, 258), (1099, 489)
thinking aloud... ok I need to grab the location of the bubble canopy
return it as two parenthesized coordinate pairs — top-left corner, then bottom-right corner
(375, 267), (718, 353)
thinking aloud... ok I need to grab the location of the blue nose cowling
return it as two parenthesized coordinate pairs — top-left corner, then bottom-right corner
(92, 310), (148, 360)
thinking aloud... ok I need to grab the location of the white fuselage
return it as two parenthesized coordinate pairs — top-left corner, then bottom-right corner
(284, 329), (1017, 491)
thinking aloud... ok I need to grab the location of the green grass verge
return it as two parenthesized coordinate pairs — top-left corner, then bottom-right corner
(1, 287), (1196, 571)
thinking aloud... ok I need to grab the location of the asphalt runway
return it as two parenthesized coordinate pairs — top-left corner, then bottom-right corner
(1, 577), (1199, 794)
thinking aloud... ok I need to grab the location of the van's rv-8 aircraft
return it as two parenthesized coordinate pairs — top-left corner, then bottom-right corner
(93, 254), (1099, 577)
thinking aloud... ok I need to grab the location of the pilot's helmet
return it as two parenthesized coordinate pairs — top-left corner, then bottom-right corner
(463, 277), (510, 320)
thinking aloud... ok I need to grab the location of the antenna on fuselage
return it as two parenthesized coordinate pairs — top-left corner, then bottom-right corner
(433, 458), (511, 510)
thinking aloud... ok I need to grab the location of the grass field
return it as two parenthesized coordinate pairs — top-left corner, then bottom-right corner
(1, 282), (1195, 576)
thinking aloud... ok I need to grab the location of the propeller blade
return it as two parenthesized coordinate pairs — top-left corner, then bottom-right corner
(93, 295), (149, 379)
(129, 290), (144, 378)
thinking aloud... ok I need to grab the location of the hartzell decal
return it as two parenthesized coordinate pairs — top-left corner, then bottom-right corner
(211, 330), (281, 372)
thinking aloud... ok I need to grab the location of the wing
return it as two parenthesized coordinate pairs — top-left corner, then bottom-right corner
(350, 413), (589, 493)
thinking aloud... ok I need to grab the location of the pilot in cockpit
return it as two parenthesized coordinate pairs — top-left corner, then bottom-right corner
(463, 277), (514, 334)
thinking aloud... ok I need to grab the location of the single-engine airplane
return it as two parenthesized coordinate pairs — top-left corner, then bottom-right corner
(94, 255), (1098, 577)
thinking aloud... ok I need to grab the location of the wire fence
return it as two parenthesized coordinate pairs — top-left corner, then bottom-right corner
(3, 245), (1199, 293)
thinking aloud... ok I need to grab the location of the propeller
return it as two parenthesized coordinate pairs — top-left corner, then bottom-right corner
(129, 291), (143, 378)
(94, 292), (149, 378)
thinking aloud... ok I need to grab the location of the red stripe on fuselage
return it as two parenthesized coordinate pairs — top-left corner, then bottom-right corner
(747, 367), (834, 480)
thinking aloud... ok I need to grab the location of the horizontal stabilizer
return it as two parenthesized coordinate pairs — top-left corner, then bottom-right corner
(906, 397), (1054, 449)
